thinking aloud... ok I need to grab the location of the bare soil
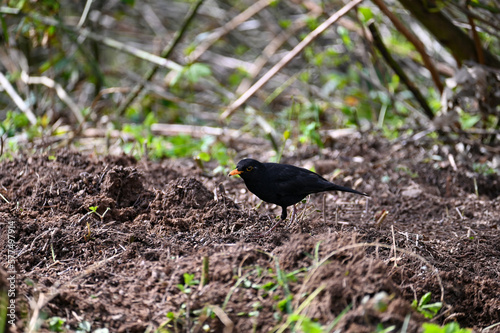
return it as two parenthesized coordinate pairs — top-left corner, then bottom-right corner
(1, 136), (499, 333)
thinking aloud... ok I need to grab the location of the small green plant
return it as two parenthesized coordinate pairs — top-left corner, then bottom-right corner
(457, 111), (481, 130)
(412, 292), (442, 319)
(421, 322), (471, 333)
(159, 273), (202, 331)
(88, 206), (110, 221)
(47, 316), (66, 332)
(84, 206), (110, 241)
(395, 165), (419, 178)
(0, 111), (31, 138)
(298, 103), (324, 148)
(177, 273), (200, 294)
(472, 162), (497, 176)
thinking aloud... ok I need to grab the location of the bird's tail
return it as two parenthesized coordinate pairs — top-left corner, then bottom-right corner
(328, 184), (368, 196)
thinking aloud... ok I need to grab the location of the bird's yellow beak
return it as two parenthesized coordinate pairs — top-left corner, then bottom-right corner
(229, 168), (242, 176)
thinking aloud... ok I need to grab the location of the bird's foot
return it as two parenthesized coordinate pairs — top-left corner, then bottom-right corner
(285, 205), (298, 228)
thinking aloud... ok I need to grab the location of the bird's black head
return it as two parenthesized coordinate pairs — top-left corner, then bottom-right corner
(229, 158), (264, 179)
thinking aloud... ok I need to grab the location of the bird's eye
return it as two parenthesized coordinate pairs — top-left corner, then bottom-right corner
(246, 166), (253, 171)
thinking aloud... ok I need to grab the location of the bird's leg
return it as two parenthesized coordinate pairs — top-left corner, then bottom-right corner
(286, 205), (297, 227)
(291, 204), (297, 223)
(252, 207), (287, 236)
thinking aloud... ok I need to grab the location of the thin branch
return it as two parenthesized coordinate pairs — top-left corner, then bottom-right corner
(140, 3), (169, 37)
(0, 6), (20, 14)
(150, 123), (239, 138)
(21, 72), (84, 124)
(466, 1), (485, 65)
(68, 87), (132, 145)
(116, 0), (205, 116)
(368, 21), (435, 120)
(187, 0), (274, 63)
(221, 0), (364, 121)
(0, 71), (37, 124)
(76, 0), (93, 29)
(371, 0), (444, 94)
(236, 10), (321, 95)
(27, 12), (183, 72)
(448, 2), (500, 34)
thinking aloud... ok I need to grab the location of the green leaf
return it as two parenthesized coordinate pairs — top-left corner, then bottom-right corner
(277, 295), (293, 312)
(186, 63), (212, 83)
(419, 292), (432, 307)
(143, 112), (158, 127)
(279, 19), (291, 29)
(305, 16), (320, 30)
(300, 318), (323, 333)
(261, 281), (276, 291)
(421, 323), (442, 333)
(48, 316), (66, 332)
(197, 152), (211, 162)
(422, 302), (442, 313)
(358, 6), (373, 22)
(421, 322), (472, 333)
(183, 273), (194, 285)
(459, 114), (481, 129)
(337, 26), (352, 49)
(9, 111), (30, 128)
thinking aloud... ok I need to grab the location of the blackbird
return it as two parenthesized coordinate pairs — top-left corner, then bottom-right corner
(229, 158), (368, 234)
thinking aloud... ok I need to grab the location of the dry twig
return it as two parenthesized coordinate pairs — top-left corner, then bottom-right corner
(0, 72), (37, 125)
(188, 0), (274, 63)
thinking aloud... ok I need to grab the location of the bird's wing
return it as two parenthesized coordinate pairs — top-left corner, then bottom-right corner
(266, 163), (330, 196)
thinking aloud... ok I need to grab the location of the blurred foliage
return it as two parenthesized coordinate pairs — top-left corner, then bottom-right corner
(0, 0), (499, 162)
(122, 112), (231, 169)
